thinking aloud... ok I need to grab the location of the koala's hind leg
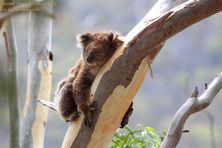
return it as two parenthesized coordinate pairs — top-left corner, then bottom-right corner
(58, 83), (80, 122)
(120, 102), (133, 128)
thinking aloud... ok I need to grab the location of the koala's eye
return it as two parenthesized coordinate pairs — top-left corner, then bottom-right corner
(88, 51), (94, 58)
(86, 51), (95, 63)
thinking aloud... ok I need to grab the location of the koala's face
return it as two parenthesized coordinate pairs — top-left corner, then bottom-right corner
(77, 32), (123, 67)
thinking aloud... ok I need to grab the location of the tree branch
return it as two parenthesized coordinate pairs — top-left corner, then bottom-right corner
(193, 72), (222, 112)
(0, 0), (55, 29)
(161, 72), (222, 148)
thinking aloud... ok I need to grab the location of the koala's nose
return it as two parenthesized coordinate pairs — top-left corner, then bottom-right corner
(86, 52), (94, 63)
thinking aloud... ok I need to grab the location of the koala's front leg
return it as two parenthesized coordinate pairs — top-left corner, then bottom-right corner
(74, 88), (98, 127)
(79, 98), (98, 127)
(73, 72), (98, 127)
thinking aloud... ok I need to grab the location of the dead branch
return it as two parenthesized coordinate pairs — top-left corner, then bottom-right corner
(161, 72), (222, 148)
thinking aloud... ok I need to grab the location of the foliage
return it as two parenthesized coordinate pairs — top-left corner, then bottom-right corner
(111, 125), (162, 148)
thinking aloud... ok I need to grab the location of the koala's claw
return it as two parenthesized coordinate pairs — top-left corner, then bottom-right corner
(90, 101), (98, 111)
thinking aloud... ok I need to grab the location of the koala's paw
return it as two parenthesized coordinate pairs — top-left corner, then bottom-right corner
(90, 101), (98, 111)
(84, 101), (98, 127)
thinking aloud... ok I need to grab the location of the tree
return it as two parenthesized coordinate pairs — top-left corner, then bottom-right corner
(60, 0), (222, 147)
(3, 12), (20, 148)
(1, 0), (54, 147)
(21, 0), (53, 147)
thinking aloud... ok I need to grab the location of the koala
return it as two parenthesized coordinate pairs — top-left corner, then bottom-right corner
(38, 31), (133, 127)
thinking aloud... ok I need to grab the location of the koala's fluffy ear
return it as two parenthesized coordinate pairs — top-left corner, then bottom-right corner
(109, 32), (124, 49)
(76, 33), (92, 48)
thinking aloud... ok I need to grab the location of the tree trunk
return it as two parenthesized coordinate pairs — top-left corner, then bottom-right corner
(4, 17), (20, 148)
(61, 0), (222, 147)
(21, 0), (53, 147)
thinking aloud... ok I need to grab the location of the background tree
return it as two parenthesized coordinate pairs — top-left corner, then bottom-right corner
(0, 0), (54, 147)
(2, 10), (20, 148)
(21, 0), (53, 147)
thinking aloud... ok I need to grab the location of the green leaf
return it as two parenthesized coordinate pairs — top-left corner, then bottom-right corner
(111, 124), (161, 148)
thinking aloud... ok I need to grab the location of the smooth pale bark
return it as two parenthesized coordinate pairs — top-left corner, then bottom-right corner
(21, 0), (53, 147)
(3, 18), (20, 148)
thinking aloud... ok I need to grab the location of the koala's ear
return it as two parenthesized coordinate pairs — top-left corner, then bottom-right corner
(109, 32), (124, 49)
(108, 32), (114, 43)
(76, 33), (92, 48)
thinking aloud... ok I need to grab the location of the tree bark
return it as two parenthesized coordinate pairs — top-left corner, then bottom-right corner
(61, 0), (222, 148)
(4, 17), (20, 148)
(21, 0), (53, 147)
